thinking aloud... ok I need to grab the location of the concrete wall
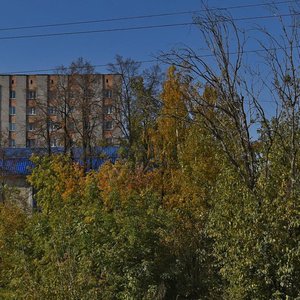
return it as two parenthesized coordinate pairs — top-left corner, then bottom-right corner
(15, 76), (27, 147)
(0, 74), (122, 148)
(1, 175), (34, 208)
(0, 75), (10, 144)
(36, 75), (48, 147)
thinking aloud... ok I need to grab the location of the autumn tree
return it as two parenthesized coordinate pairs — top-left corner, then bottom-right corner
(161, 9), (258, 190)
(154, 66), (189, 167)
(160, 5), (300, 298)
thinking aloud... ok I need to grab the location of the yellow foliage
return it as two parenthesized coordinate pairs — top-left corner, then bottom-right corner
(96, 161), (162, 207)
(153, 66), (190, 165)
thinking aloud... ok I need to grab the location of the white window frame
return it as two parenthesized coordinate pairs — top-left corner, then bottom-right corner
(105, 105), (113, 115)
(27, 107), (36, 115)
(10, 90), (16, 99)
(9, 106), (16, 115)
(49, 122), (59, 131)
(104, 89), (112, 98)
(27, 123), (35, 131)
(26, 139), (36, 148)
(9, 139), (16, 147)
(9, 123), (16, 131)
(47, 107), (56, 115)
(51, 138), (59, 147)
(27, 90), (36, 99)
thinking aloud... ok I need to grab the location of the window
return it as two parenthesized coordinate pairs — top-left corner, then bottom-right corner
(51, 139), (59, 147)
(48, 91), (55, 100)
(103, 89), (112, 98)
(27, 90), (36, 99)
(105, 105), (113, 114)
(47, 107), (56, 115)
(105, 121), (113, 130)
(26, 139), (36, 148)
(106, 137), (113, 144)
(49, 122), (59, 131)
(9, 106), (16, 115)
(30, 80), (33, 85)
(27, 107), (36, 115)
(68, 106), (74, 113)
(9, 123), (16, 131)
(69, 91), (75, 99)
(9, 139), (16, 147)
(68, 122), (75, 131)
(10, 90), (16, 99)
(27, 123), (36, 131)
(11, 80), (14, 84)
(106, 79), (109, 83)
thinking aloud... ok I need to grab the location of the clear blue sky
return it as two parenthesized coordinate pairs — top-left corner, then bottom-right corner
(0, 0), (293, 74)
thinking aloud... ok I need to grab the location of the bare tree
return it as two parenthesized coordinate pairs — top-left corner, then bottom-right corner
(33, 58), (104, 170)
(48, 67), (76, 156)
(31, 74), (70, 155)
(257, 3), (300, 189)
(108, 55), (163, 165)
(108, 55), (141, 152)
(33, 87), (52, 155)
(67, 58), (103, 171)
(160, 9), (259, 189)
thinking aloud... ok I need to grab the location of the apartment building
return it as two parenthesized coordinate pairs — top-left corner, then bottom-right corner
(0, 74), (121, 148)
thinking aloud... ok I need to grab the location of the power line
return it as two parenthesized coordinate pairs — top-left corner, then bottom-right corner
(0, 12), (298, 41)
(0, 0), (295, 32)
(4, 60), (157, 74)
(4, 45), (298, 74)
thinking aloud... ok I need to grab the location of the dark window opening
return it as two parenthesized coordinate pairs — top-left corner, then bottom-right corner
(10, 90), (16, 99)
(26, 139), (36, 148)
(9, 139), (16, 147)
(9, 106), (16, 115)
(106, 137), (113, 144)
(103, 89), (112, 98)
(105, 105), (113, 114)
(27, 123), (36, 131)
(9, 123), (16, 131)
(27, 107), (36, 115)
(27, 90), (36, 99)
(105, 121), (113, 130)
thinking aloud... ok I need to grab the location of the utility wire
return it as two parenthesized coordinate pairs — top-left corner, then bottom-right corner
(0, 12), (298, 41)
(0, 0), (295, 32)
(4, 45), (298, 74)
(4, 60), (158, 74)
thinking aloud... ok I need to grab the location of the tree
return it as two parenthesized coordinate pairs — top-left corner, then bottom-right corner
(0, 200), (28, 298)
(154, 66), (189, 168)
(33, 58), (104, 169)
(67, 58), (104, 170)
(160, 5), (300, 299)
(108, 55), (162, 165)
(161, 9), (258, 190)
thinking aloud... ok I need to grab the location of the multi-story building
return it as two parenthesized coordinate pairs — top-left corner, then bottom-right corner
(0, 74), (121, 148)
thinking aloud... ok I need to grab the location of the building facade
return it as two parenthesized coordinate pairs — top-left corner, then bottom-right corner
(0, 74), (121, 148)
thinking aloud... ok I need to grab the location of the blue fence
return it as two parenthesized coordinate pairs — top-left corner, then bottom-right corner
(0, 147), (119, 176)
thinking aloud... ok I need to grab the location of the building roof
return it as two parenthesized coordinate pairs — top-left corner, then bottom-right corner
(0, 147), (119, 176)
(0, 73), (121, 76)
